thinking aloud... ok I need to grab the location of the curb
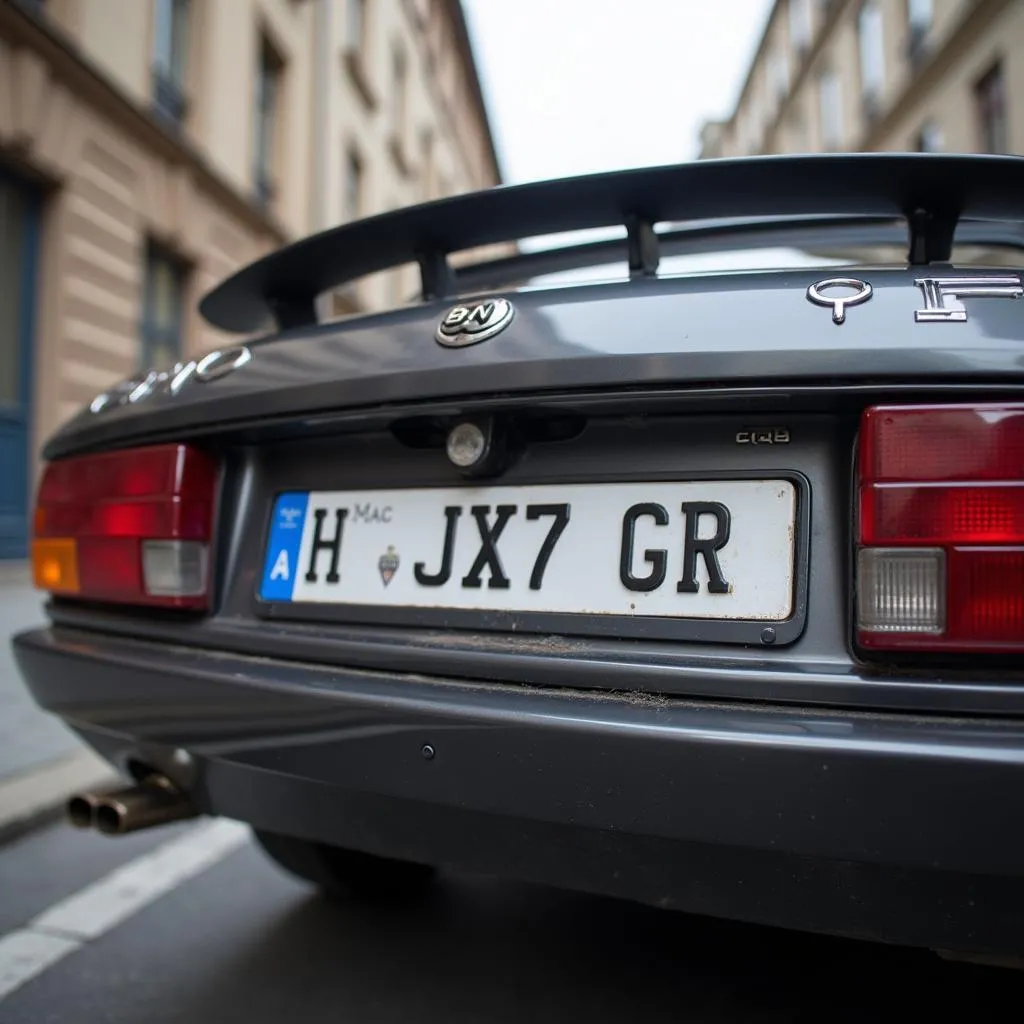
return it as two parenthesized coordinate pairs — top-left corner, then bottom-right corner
(0, 748), (120, 845)
(0, 562), (30, 587)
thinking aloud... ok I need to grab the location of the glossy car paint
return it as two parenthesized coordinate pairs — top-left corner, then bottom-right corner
(15, 625), (1024, 954)
(44, 268), (1024, 460)
(14, 152), (1024, 955)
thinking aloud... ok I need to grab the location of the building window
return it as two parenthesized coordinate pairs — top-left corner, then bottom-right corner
(857, 1), (885, 112)
(140, 245), (184, 371)
(0, 174), (40, 559)
(152, 0), (190, 124)
(906, 0), (932, 60)
(343, 0), (376, 107)
(392, 45), (407, 139)
(344, 147), (363, 222)
(819, 69), (843, 149)
(784, 102), (808, 152)
(0, 181), (27, 415)
(388, 44), (410, 173)
(768, 49), (790, 109)
(915, 119), (944, 152)
(748, 94), (763, 152)
(789, 0), (813, 56)
(975, 61), (1008, 153)
(253, 36), (283, 208)
(420, 128), (435, 200)
(346, 0), (366, 52)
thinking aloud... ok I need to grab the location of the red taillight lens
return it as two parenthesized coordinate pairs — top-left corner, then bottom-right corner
(948, 548), (1024, 643)
(860, 404), (1024, 481)
(861, 485), (1024, 544)
(32, 444), (219, 610)
(856, 404), (1024, 652)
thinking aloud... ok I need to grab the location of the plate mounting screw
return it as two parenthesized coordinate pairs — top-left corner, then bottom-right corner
(760, 627), (777, 645)
(421, 744), (436, 761)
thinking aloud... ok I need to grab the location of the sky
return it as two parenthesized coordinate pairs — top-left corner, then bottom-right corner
(462, 0), (775, 186)
(460, 1), (834, 278)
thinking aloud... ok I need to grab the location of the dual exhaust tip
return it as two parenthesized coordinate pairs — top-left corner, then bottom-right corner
(68, 773), (196, 836)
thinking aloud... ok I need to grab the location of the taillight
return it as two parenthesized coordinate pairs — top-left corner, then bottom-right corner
(856, 404), (1024, 652)
(31, 443), (219, 609)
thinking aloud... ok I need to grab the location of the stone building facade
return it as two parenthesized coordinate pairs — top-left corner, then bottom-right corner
(0, 0), (500, 558)
(700, 0), (1023, 158)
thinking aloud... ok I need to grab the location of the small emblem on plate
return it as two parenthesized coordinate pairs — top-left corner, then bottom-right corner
(378, 546), (400, 586)
(436, 298), (514, 348)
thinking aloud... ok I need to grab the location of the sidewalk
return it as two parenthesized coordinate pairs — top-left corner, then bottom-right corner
(0, 563), (117, 839)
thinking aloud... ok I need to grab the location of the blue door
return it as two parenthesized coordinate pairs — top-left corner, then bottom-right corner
(0, 173), (39, 560)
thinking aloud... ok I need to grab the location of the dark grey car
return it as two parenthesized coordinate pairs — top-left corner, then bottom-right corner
(14, 153), (1024, 961)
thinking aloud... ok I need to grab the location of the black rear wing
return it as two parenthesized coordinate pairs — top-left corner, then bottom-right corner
(199, 153), (1024, 334)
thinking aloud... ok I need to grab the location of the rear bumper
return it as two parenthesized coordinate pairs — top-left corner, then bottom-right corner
(14, 625), (1024, 954)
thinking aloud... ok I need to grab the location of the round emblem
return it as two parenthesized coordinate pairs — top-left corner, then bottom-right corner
(435, 298), (514, 348)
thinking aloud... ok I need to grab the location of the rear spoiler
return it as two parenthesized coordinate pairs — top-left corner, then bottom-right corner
(199, 153), (1024, 334)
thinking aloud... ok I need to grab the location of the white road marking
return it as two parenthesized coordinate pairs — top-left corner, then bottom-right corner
(0, 932), (79, 1000)
(0, 818), (249, 1002)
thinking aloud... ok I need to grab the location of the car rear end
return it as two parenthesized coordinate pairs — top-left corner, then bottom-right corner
(13, 154), (1024, 959)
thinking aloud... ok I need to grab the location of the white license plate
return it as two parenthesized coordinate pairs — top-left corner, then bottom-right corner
(260, 480), (797, 622)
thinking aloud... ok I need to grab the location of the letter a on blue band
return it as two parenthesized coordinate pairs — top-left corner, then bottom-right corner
(261, 492), (309, 601)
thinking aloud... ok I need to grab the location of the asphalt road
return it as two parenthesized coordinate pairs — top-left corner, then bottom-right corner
(1, 816), (1021, 1023)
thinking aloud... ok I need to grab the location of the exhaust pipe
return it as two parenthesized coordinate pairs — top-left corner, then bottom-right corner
(67, 792), (103, 829)
(68, 774), (197, 836)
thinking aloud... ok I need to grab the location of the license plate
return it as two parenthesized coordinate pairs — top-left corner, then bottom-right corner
(259, 480), (797, 622)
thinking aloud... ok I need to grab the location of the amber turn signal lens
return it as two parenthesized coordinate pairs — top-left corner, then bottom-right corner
(31, 538), (80, 594)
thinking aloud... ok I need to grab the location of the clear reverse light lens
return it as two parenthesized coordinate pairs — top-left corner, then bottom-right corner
(142, 540), (208, 597)
(446, 422), (487, 468)
(857, 547), (945, 634)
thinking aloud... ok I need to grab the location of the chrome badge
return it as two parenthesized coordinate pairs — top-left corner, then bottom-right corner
(436, 298), (514, 348)
(913, 275), (1023, 322)
(88, 345), (252, 415)
(736, 428), (790, 445)
(806, 278), (873, 324)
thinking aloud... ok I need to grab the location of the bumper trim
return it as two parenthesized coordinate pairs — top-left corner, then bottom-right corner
(17, 624), (1024, 954)
(44, 603), (1024, 715)
(14, 624), (1024, 874)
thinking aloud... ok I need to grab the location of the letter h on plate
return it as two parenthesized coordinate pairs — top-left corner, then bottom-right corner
(305, 508), (347, 584)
